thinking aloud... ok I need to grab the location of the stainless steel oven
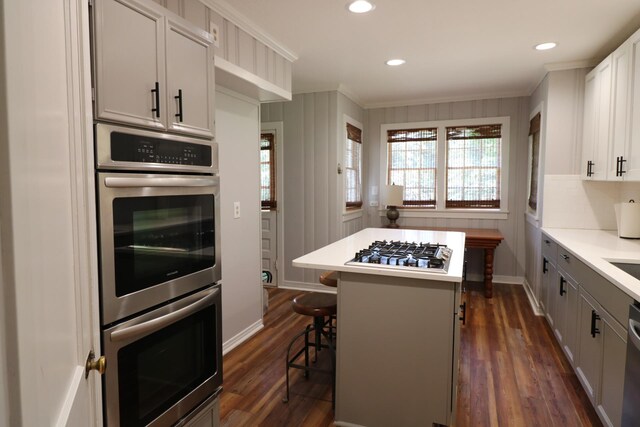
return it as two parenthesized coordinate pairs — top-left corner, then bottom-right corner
(95, 123), (223, 426)
(103, 284), (222, 427)
(96, 124), (220, 325)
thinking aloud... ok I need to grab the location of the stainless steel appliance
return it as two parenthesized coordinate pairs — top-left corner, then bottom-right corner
(103, 285), (222, 427)
(95, 123), (222, 426)
(96, 124), (221, 324)
(345, 240), (453, 273)
(622, 301), (640, 425)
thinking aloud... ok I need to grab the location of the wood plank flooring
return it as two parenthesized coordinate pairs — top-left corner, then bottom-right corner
(220, 282), (602, 427)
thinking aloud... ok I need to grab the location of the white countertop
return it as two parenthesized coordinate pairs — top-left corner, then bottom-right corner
(542, 228), (640, 302)
(292, 227), (465, 282)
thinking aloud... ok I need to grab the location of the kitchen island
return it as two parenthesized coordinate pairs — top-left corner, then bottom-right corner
(293, 228), (465, 427)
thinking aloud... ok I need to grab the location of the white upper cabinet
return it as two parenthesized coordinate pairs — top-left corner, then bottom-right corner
(166, 18), (215, 138)
(581, 56), (612, 180)
(583, 27), (640, 181)
(93, 0), (214, 138)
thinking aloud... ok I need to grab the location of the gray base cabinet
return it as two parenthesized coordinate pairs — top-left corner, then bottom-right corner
(541, 232), (632, 427)
(335, 272), (461, 427)
(182, 397), (220, 427)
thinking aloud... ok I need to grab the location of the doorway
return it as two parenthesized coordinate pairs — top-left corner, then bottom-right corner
(260, 122), (283, 287)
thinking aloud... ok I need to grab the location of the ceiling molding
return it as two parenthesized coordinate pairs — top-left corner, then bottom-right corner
(544, 59), (596, 71)
(336, 84), (365, 109)
(199, 0), (298, 62)
(362, 90), (531, 110)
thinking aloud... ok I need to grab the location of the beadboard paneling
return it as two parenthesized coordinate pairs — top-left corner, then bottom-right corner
(261, 92), (365, 287)
(366, 97), (530, 281)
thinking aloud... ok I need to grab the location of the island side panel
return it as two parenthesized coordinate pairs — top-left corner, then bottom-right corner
(336, 272), (459, 427)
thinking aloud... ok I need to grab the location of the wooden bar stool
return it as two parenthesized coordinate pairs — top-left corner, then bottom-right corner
(283, 292), (337, 407)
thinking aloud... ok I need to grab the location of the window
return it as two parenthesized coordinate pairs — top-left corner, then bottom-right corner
(345, 122), (363, 209)
(387, 128), (437, 207)
(260, 132), (276, 209)
(382, 117), (509, 217)
(446, 124), (501, 209)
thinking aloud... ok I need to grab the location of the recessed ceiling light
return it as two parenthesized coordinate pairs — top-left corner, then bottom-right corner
(348, 0), (375, 13)
(386, 59), (406, 66)
(535, 42), (557, 51)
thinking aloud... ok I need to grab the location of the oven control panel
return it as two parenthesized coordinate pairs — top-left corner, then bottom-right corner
(111, 132), (212, 166)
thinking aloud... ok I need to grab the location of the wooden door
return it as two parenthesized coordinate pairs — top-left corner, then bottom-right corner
(94, 0), (166, 130)
(165, 17), (214, 138)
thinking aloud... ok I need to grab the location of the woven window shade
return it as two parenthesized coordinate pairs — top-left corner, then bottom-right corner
(345, 124), (363, 208)
(386, 128), (437, 208)
(445, 124), (501, 209)
(260, 132), (276, 209)
(528, 113), (541, 210)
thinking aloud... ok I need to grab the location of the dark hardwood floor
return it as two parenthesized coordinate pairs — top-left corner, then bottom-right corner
(219, 282), (602, 427)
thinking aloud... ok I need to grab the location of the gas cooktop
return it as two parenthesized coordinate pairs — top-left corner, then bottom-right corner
(345, 240), (453, 273)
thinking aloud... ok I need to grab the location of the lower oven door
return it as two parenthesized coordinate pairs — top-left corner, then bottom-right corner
(97, 172), (221, 324)
(102, 284), (223, 427)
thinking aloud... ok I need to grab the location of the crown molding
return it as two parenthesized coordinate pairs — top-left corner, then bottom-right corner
(199, 0), (298, 62)
(362, 90), (530, 110)
(544, 59), (596, 71)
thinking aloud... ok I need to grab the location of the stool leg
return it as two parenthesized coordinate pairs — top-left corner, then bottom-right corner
(313, 316), (324, 362)
(304, 325), (311, 377)
(283, 327), (311, 403)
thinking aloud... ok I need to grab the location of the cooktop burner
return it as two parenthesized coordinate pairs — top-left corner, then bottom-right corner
(345, 240), (453, 273)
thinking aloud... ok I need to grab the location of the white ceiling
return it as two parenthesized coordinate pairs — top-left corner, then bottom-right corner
(222, 0), (640, 108)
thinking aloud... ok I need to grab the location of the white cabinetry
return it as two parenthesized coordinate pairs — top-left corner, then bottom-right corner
(583, 27), (640, 181)
(581, 56), (612, 180)
(93, 0), (214, 138)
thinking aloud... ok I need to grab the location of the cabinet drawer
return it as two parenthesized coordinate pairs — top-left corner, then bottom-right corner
(557, 247), (577, 280)
(541, 234), (558, 261)
(573, 259), (633, 327)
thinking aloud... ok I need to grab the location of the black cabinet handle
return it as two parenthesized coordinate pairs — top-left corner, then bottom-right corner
(559, 276), (566, 296)
(620, 156), (627, 175)
(543, 257), (548, 274)
(561, 254), (569, 261)
(591, 310), (601, 338)
(459, 302), (466, 325)
(151, 81), (160, 118)
(587, 160), (594, 177)
(616, 156), (621, 176)
(175, 89), (183, 122)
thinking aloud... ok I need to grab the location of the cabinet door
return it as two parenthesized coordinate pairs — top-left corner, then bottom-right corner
(166, 18), (214, 138)
(562, 275), (579, 365)
(608, 42), (631, 180)
(598, 312), (627, 427)
(582, 56), (613, 180)
(575, 290), (603, 403)
(544, 260), (557, 328)
(554, 273), (567, 345)
(624, 29), (640, 180)
(94, 0), (166, 130)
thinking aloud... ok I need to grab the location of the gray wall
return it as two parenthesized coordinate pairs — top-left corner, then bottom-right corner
(261, 91), (365, 288)
(365, 97), (531, 281)
(216, 89), (263, 347)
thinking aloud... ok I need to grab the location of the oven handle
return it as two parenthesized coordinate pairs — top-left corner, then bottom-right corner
(104, 176), (218, 188)
(110, 287), (219, 342)
(630, 318), (640, 351)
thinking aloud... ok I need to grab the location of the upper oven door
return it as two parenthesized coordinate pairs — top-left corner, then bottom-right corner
(97, 172), (221, 324)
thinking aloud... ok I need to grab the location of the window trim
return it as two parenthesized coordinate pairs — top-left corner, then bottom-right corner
(260, 131), (276, 210)
(343, 115), (364, 215)
(380, 117), (510, 219)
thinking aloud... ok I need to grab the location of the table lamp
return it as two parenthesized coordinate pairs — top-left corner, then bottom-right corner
(385, 184), (404, 228)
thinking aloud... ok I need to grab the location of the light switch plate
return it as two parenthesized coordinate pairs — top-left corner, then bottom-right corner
(209, 22), (220, 48)
(233, 202), (240, 219)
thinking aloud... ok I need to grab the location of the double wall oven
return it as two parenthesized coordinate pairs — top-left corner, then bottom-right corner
(95, 123), (222, 426)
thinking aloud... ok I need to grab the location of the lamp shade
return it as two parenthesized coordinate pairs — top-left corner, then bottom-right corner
(385, 185), (404, 207)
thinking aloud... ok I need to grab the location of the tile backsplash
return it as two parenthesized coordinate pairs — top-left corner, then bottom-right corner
(542, 175), (622, 230)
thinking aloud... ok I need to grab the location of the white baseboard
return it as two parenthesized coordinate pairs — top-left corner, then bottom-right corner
(279, 280), (337, 294)
(523, 279), (544, 316)
(466, 274), (524, 285)
(222, 319), (264, 355)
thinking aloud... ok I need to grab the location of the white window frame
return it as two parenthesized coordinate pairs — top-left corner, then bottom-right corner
(380, 117), (510, 220)
(343, 115), (364, 219)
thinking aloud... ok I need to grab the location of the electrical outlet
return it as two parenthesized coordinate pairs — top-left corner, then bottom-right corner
(233, 202), (240, 219)
(209, 22), (220, 48)
(369, 201), (379, 207)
